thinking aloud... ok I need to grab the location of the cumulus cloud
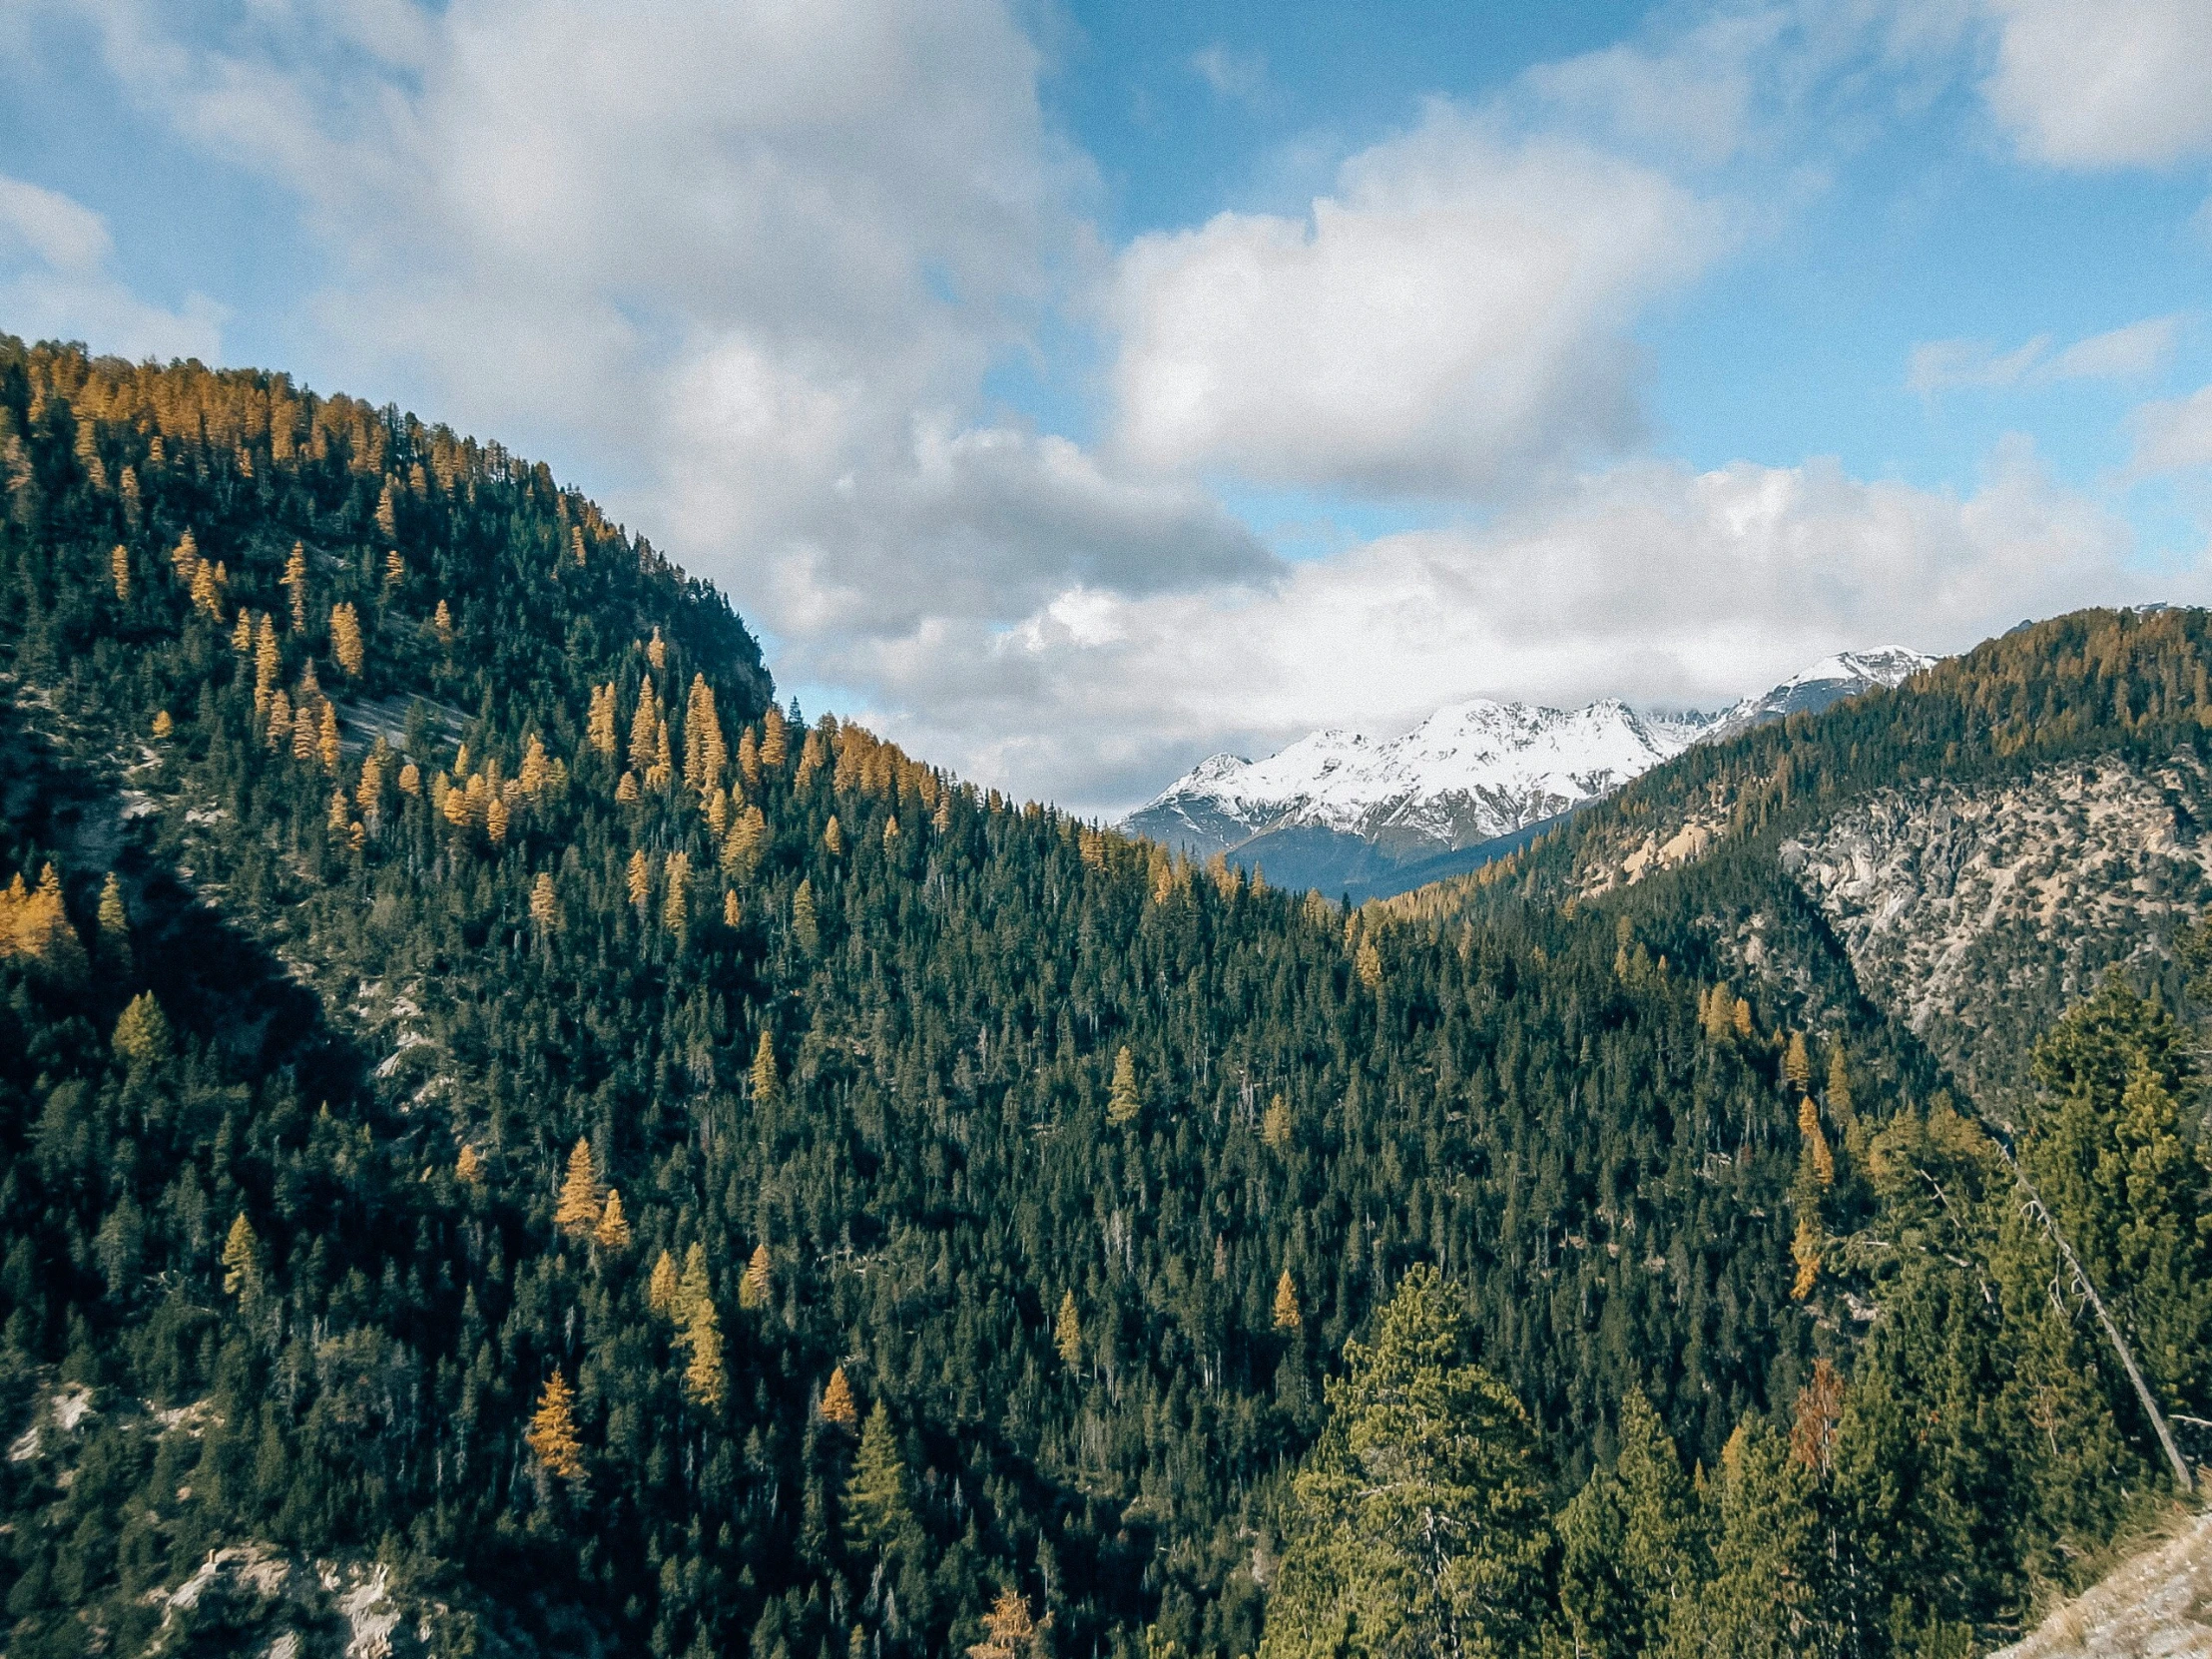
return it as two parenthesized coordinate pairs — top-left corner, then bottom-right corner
(830, 445), (2163, 815)
(1908, 315), (2184, 393)
(1981, 0), (2212, 169)
(1109, 102), (1725, 497)
(2131, 385), (2212, 476)
(0, 173), (223, 362)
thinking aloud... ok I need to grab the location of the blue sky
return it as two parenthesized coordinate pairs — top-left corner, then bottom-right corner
(3, 0), (2212, 813)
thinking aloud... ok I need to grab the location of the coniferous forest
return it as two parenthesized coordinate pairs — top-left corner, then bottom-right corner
(5, 337), (2212, 1657)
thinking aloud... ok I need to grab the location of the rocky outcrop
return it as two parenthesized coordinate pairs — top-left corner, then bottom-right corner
(1780, 755), (2212, 1111)
(1989, 1507), (2212, 1658)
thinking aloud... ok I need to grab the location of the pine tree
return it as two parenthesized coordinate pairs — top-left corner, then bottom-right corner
(554, 1138), (602, 1238)
(95, 871), (129, 971)
(740, 1243), (773, 1311)
(112, 991), (170, 1066)
(821, 1366), (859, 1431)
(792, 878), (820, 954)
(675, 1243), (712, 1327)
(526, 1371), (585, 1480)
(1054, 1292), (1082, 1366)
(1107, 1046), (1141, 1125)
(845, 1400), (909, 1559)
(1260, 1266), (1548, 1659)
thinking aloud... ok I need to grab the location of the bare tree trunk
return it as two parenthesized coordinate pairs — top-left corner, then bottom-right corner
(2000, 1145), (2193, 1492)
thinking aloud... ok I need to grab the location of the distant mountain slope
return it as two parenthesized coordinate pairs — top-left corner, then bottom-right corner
(1397, 609), (2212, 1117)
(1127, 648), (1931, 899)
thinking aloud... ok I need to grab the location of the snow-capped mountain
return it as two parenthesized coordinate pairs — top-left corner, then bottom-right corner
(1125, 646), (1936, 900)
(1698, 648), (1936, 744)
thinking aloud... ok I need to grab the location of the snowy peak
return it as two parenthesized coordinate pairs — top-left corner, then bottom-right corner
(1701, 646), (1935, 742)
(1132, 695), (1701, 859)
(1125, 646), (1937, 884)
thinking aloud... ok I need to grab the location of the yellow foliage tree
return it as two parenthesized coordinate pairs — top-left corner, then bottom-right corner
(966, 1589), (1049, 1659)
(682, 1295), (727, 1409)
(1054, 1291), (1081, 1366)
(626, 848), (652, 910)
(456, 1145), (485, 1185)
(821, 1366), (859, 1431)
(554, 1138), (602, 1238)
(648, 1250), (680, 1315)
(662, 850), (690, 943)
(587, 683), (618, 758)
(594, 1189), (632, 1250)
(751, 1031), (780, 1104)
(1262, 1093), (1293, 1150)
(526, 1371), (585, 1480)
(629, 677), (661, 773)
(222, 1213), (261, 1301)
(529, 871), (561, 931)
(1272, 1269), (1302, 1331)
(1106, 1046), (1140, 1125)
(282, 541), (307, 632)
(110, 542), (130, 601)
(329, 602), (365, 676)
(739, 1243), (772, 1311)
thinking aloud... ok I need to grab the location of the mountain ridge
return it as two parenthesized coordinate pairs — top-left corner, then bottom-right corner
(1126, 646), (1934, 898)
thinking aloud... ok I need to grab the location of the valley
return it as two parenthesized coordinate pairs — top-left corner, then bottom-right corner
(1, 340), (2207, 1659)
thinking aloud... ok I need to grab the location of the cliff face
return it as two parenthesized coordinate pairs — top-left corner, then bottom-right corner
(1780, 753), (2212, 1113)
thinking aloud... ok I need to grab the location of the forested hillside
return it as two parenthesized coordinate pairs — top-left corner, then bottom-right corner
(2, 338), (2203, 1658)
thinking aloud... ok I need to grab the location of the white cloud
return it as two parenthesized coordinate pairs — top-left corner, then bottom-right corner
(1109, 101), (1725, 497)
(1981, 0), (2212, 169)
(49, 0), (1269, 669)
(1190, 44), (1266, 104)
(2131, 385), (2212, 476)
(1908, 315), (2183, 393)
(0, 172), (223, 361)
(830, 445), (2162, 816)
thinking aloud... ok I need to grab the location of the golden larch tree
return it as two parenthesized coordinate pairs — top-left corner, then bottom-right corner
(967, 1590), (1049, 1659)
(329, 602), (365, 676)
(1053, 1292), (1081, 1366)
(628, 678), (661, 774)
(594, 1189), (632, 1251)
(526, 1371), (585, 1480)
(529, 871), (561, 932)
(1272, 1270), (1302, 1331)
(821, 1366), (859, 1431)
(554, 1138), (602, 1238)
(282, 541), (307, 632)
(222, 1213), (260, 1301)
(648, 1250), (680, 1315)
(739, 1243), (772, 1311)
